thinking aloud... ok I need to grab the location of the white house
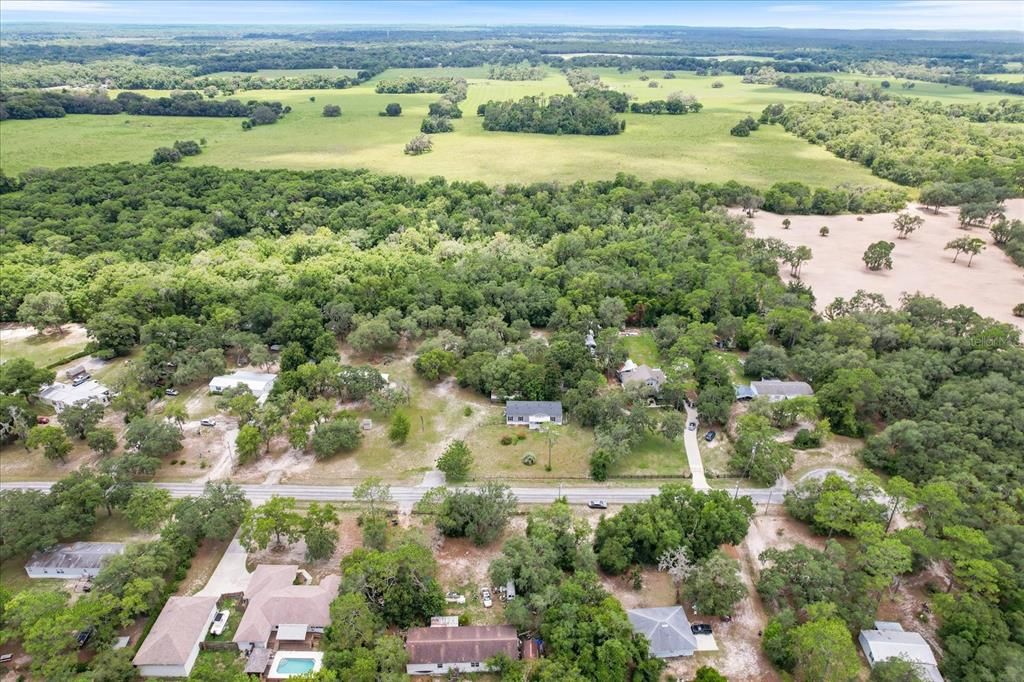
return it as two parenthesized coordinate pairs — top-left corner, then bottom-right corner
(405, 625), (519, 676)
(37, 380), (111, 413)
(736, 380), (814, 402)
(627, 606), (699, 658)
(208, 371), (276, 404)
(24, 542), (124, 579)
(859, 622), (943, 682)
(504, 401), (563, 429)
(133, 596), (218, 677)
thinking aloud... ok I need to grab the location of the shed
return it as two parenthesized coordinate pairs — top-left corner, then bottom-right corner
(627, 606), (698, 658)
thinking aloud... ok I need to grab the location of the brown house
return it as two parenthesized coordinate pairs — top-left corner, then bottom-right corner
(406, 625), (519, 676)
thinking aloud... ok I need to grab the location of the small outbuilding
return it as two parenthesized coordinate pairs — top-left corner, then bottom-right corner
(405, 625), (519, 676)
(627, 606), (698, 658)
(859, 622), (943, 682)
(25, 542), (124, 579)
(504, 401), (563, 429)
(133, 595), (218, 678)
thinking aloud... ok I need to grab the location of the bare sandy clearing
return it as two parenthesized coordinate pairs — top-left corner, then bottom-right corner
(741, 200), (1024, 330)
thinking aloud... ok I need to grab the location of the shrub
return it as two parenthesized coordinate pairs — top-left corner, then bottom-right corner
(712, 81), (724, 88)
(500, 435), (515, 446)
(404, 133), (433, 155)
(463, 406), (473, 417)
(516, 432), (527, 441)
(151, 146), (182, 165)
(382, 102), (402, 117)
(522, 452), (536, 466)
(1014, 303), (1024, 318)
(172, 140), (201, 156)
(793, 428), (822, 449)
(322, 104), (342, 117)
(420, 116), (453, 133)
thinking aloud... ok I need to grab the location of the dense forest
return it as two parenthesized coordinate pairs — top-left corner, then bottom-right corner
(762, 99), (1024, 190)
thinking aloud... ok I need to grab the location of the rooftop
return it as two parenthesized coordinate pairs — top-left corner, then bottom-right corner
(621, 364), (666, 386)
(505, 400), (563, 419)
(860, 623), (942, 682)
(233, 565), (340, 646)
(38, 380), (110, 406)
(133, 596), (217, 666)
(406, 625), (518, 665)
(750, 380), (814, 397)
(627, 606), (698, 658)
(26, 542), (124, 571)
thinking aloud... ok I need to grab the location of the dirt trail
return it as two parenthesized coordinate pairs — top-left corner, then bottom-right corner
(426, 378), (492, 468)
(199, 425), (238, 482)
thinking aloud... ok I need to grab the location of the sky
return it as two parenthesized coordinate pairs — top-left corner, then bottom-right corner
(0, 0), (1021, 31)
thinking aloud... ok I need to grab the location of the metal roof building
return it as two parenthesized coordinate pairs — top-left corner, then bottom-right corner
(859, 622), (943, 682)
(25, 542), (124, 579)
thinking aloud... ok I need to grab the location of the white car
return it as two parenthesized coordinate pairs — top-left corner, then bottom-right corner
(209, 610), (230, 636)
(481, 589), (493, 608)
(445, 591), (466, 605)
(200, 418), (217, 427)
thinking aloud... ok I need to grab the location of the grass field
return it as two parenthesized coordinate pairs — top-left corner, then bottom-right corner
(207, 67), (362, 78)
(808, 72), (1024, 104)
(620, 331), (661, 366)
(1, 67), (901, 188)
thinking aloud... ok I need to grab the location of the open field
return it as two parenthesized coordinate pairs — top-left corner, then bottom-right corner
(1, 68), (899, 188)
(743, 199), (1024, 330)
(0, 323), (89, 367)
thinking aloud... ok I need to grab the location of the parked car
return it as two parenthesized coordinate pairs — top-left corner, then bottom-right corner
(36, 416), (50, 424)
(481, 589), (493, 608)
(445, 591), (466, 605)
(72, 375), (90, 386)
(76, 626), (95, 648)
(165, 388), (179, 396)
(200, 418), (217, 427)
(588, 500), (608, 510)
(691, 623), (713, 635)
(688, 422), (697, 431)
(209, 610), (230, 636)
(0, 653), (13, 664)
(704, 431), (716, 442)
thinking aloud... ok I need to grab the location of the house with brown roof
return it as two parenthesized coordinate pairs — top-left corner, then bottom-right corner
(133, 595), (218, 677)
(405, 625), (519, 676)
(232, 564), (340, 652)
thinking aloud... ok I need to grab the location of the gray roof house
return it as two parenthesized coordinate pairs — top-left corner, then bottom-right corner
(735, 380), (814, 402)
(37, 380), (112, 413)
(859, 622), (943, 682)
(25, 542), (124, 579)
(627, 606), (698, 658)
(505, 401), (563, 429)
(620, 364), (667, 392)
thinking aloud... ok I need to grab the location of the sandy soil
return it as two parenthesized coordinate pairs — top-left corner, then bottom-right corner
(0, 322), (87, 345)
(246, 515), (363, 581)
(740, 200), (1024, 330)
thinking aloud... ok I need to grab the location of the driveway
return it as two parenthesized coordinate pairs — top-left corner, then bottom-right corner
(683, 405), (709, 490)
(196, 533), (251, 597)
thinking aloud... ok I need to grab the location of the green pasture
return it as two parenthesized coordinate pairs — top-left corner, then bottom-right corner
(0, 66), (962, 187)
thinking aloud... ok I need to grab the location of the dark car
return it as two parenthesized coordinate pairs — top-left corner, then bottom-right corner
(691, 623), (713, 635)
(76, 626), (96, 648)
(36, 416), (50, 424)
(704, 431), (716, 442)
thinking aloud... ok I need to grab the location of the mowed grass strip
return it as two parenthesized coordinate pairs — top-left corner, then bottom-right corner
(2, 68), (900, 188)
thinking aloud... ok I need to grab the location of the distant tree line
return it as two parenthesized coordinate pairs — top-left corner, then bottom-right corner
(374, 76), (465, 95)
(629, 93), (703, 114)
(487, 62), (545, 80)
(0, 89), (288, 121)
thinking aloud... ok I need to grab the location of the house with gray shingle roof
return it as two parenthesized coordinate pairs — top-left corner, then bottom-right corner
(133, 596), (218, 677)
(504, 401), (563, 430)
(627, 606), (698, 658)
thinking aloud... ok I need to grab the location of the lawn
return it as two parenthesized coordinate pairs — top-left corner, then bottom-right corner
(611, 431), (689, 478)
(1, 68), (900, 188)
(620, 331), (661, 366)
(805, 71), (1024, 104)
(466, 421), (595, 480)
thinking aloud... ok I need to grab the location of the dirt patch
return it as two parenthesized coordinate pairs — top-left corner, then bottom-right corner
(177, 537), (232, 596)
(739, 200), (1024, 330)
(875, 566), (946, 660)
(245, 514), (363, 582)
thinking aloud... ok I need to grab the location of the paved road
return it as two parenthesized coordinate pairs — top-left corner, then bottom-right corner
(0, 480), (785, 504)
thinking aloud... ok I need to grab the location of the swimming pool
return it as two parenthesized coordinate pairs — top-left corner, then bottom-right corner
(267, 651), (323, 679)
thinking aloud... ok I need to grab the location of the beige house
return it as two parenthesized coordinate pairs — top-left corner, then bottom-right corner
(233, 565), (340, 652)
(133, 596), (218, 677)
